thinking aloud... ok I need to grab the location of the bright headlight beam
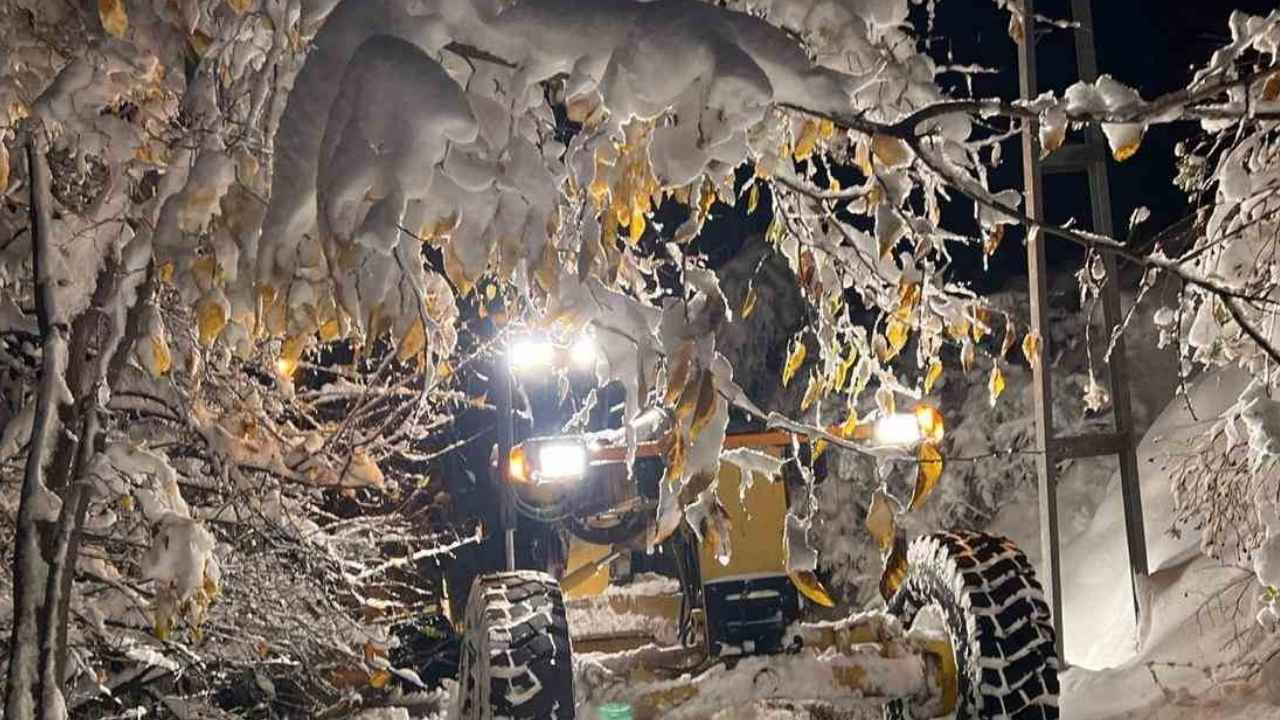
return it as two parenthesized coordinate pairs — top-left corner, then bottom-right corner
(536, 442), (588, 482)
(509, 337), (555, 372)
(569, 335), (597, 370)
(873, 412), (923, 446)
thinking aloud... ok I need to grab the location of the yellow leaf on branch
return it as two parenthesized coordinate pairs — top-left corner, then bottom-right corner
(0, 141), (8, 195)
(782, 337), (806, 387)
(971, 306), (991, 343)
(871, 134), (912, 168)
(910, 443), (944, 510)
(915, 405), (946, 444)
(1103, 122), (1145, 163)
(766, 214), (784, 245)
(747, 183), (760, 214)
(875, 385), (895, 416)
(99, 0), (128, 37)
(854, 137), (874, 177)
(192, 254), (219, 290)
(793, 119), (821, 161)
(960, 340), (975, 373)
(397, 318), (426, 362)
(1022, 331), (1042, 370)
(839, 410), (860, 440)
(988, 364), (1006, 407)
(984, 224), (1005, 257)
(800, 372), (824, 412)
(196, 292), (228, 346)
(879, 531), (909, 603)
(1113, 142), (1141, 162)
(368, 669), (392, 689)
(884, 318), (910, 361)
(689, 371), (718, 441)
(789, 570), (836, 608)
(319, 318), (341, 341)
(1008, 11), (1025, 44)
(924, 358), (943, 395)
(898, 280), (921, 314)
(675, 366), (708, 427)
(741, 285), (758, 319)
(629, 203), (646, 244)
(865, 489), (896, 552)
(1265, 72), (1280, 102)
(443, 242), (476, 297)
(1000, 315), (1016, 358)
(274, 334), (307, 378)
(699, 177), (717, 219)
(664, 343), (694, 406)
(664, 429), (688, 488)
(148, 336), (172, 377)
(228, 0), (253, 14)
(833, 352), (856, 392)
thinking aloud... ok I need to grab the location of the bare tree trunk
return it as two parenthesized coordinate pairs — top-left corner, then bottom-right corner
(4, 131), (71, 719)
(48, 260), (152, 689)
(38, 406), (97, 718)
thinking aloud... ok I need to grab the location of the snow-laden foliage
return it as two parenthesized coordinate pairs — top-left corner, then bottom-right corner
(3, 0), (1280, 714)
(1152, 13), (1280, 587)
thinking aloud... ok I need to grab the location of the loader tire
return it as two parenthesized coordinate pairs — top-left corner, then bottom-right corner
(885, 531), (1059, 720)
(456, 571), (575, 719)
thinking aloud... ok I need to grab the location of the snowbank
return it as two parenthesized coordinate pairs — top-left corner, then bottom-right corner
(1057, 368), (1248, 671)
(1038, 366), (1280, 717)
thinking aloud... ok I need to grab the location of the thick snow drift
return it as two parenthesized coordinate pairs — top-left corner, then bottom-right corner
(1037, 366), (1280, 718)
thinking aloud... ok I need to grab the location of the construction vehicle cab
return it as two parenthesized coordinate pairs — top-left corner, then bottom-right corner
(454, 335), (1060, 719)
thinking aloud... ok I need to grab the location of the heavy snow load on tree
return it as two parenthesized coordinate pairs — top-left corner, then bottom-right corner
(262, 0), (939, 338)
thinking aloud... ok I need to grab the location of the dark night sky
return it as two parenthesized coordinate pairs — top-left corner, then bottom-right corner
(928, 0), (1279, 292)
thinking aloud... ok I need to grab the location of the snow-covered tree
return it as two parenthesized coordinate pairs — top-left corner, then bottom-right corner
(2, 0), (1279, 716)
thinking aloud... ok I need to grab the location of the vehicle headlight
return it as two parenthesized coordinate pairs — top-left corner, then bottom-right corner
(509, 337), (556, 373)
(871, 406), (946, 447)
(872, 412), (924, 446)
(535, 441), (588, 482)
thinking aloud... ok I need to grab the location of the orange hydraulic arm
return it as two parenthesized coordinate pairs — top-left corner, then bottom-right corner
(586, 425), (869, 464)
(506, 406), (943, 484)
(585, 405), (943, 465)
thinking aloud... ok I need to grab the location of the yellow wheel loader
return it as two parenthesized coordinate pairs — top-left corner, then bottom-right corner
(452, 339), (1059, 720)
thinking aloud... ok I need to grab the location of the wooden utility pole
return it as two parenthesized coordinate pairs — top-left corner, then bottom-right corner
(1016, 0), (1149, 664)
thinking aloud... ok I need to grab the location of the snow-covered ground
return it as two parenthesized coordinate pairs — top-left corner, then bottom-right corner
(984, 365), (1280, 719)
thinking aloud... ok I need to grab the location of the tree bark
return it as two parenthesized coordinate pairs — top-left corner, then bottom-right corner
(39, 406), (98, 716)
(50, 261), (154, 686)
(4, 131), (71, 720)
